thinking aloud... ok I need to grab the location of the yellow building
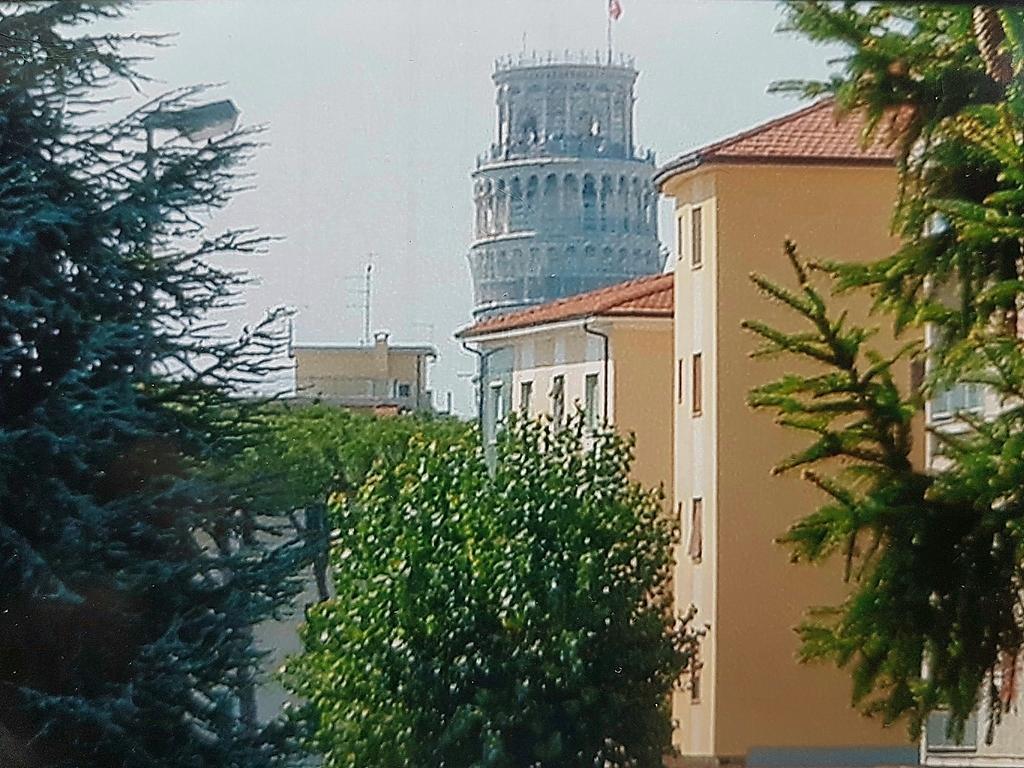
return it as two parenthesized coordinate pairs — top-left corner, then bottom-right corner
(292, 331), (435, 413)
(456, 272), (673, 495)
(656, 100), (919, 767)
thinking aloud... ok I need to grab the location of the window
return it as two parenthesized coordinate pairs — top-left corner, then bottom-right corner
(676, 215), (684, 260)
(690, 206), (703, 268)
(691, 353), (703, 415)
(397, 383), (411, 398)
(925, 710), (978, 751)
(520, 380), (533, 415)
(689, 657), (702, 703)
(584, 373), (600, 429)
(551, 375), (565, 429)
(688, 498), (703, 562)
(927, 327), (985, 421)
(930, 382), (984, 420)
(677, 358), (684, 405)
(490, 381), (505, 433)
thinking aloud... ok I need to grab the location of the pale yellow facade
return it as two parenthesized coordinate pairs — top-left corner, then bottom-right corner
(467, 315), (673, 499)
(293, 332), (435, 412)
(664, 161), (920, 764)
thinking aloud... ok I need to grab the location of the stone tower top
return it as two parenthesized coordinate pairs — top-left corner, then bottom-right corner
(486, 50), (644, 166)
(466, 52), (662, 319)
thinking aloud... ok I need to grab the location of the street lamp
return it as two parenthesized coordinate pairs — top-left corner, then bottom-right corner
(138, 99), (241, 374)
(142, 99), (240, 146)
(141, 99), (241, 191)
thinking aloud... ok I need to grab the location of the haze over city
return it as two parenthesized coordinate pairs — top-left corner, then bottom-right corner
(109, 0), (839, 412)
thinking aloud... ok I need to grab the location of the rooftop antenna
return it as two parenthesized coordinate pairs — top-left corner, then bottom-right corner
(344, 253), (374, 346)
(362, 256), (373, 346)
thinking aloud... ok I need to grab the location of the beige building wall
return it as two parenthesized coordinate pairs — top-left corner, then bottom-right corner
(609, 321), (674, 498)
(508, 324), (608, 421)
(671, 169), (720, 757)
(293, 336), (433, 410)
(474, 316), (673, 497)
(667, 162), (919, 761)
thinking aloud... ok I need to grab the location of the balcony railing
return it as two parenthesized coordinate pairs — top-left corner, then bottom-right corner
(477, 136), (655, 167)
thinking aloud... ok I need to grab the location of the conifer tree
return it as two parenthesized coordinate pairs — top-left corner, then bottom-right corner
(0, 3), (304, 765)
(745, 3), (1024, 741)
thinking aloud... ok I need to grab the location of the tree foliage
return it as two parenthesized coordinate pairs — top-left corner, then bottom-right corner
(230, 405), (471, 516)
(284, 414), (695, 768)
(222, 405), (470, 601)
(0, 3), (305, 764)
(744, 2), (1024, 741)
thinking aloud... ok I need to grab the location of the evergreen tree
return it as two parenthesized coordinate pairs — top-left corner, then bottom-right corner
(0, 3), (304, 765)
(284, 415), (697, 768)
(744, 3), (1024, 741)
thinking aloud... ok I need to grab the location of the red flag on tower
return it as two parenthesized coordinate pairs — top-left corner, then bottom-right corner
(609, 0), (622, 21)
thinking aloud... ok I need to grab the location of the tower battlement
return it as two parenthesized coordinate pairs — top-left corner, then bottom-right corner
(493, 49), (637, 73)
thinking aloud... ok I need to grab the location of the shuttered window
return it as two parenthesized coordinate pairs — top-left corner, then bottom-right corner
(688, 498), (703, 562)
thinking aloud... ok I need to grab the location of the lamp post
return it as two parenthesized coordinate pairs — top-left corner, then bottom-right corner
(138, 99), (259, 728)
(138, 100), (241, 375)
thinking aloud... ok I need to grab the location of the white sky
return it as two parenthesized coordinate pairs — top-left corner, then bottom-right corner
(112, 0), (842, 414)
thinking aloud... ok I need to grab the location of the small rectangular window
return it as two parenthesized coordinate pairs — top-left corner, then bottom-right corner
(676, 214), (684, 260)
(520, 380), (533, 415)
(692, 353), (703, 416)
(584, 373), (600, 429)
(690, 657), (702, 703)
(930, 382), (984, 420)
(551, 375), (565, 429)
(688, 498), (703, 562)
(925, 710), (978, 751)
(691, 206), (703, 268)
(677, 358), (684, 405)
(490, 381), (505, 427)
(397, 383), (411, 398)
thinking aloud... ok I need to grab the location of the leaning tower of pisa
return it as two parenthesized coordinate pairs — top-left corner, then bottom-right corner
(467, 51), (662, 319)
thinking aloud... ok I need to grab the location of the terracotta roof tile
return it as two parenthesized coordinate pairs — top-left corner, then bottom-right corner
(655, 99), (897, 187)
(457, 272), (673, 338)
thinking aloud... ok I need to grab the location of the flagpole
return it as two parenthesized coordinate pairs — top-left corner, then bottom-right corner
(607, 3), (612, 64)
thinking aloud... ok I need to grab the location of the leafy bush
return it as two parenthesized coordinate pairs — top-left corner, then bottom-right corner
(284, 414), (694, 768)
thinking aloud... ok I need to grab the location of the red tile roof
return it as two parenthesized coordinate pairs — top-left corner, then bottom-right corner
(457, 272), (673, 338)
(654, 99), (897, 188)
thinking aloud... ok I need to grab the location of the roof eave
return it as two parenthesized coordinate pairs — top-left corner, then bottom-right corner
(653, 152), (703, 190)
(458, 307), (671, 342)
(655, 153), (894, 190)
(457, 315), (590, 343)
(603, 309), (673, 319)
